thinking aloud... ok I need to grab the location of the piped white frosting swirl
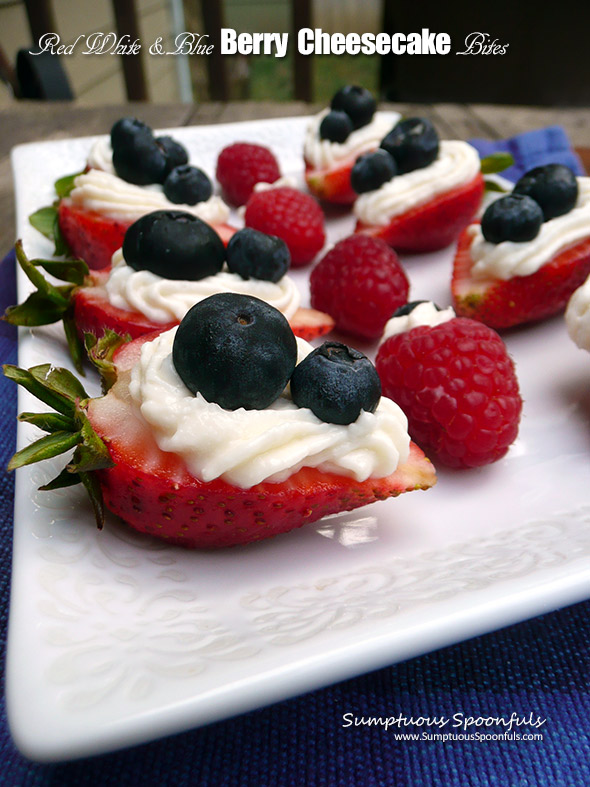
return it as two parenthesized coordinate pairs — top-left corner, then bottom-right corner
(128, 329), (410, 488)
(354, 140), (480, 226)
(467, 178), (590, 281)
(104, 249), (301, 324)
(566, 273), (590, 351)
(304, 110), (397, 170)
(380, 302), (455, 344)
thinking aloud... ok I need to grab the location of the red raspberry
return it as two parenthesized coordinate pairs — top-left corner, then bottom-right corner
(375, 316), (522, 468)
(216, 142), (281, 206)
(245, 187), (326, 267)
(310, 235), (409, 340)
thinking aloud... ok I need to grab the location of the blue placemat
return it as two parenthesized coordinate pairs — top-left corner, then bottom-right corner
(2, 123), (590, 783)
(469, 126), (585, 182)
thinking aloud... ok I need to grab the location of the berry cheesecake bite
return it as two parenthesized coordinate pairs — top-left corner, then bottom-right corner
(6, 213), (334, 370)
(375, 301), (522, 468)
(452, 164), (590, 329)
(4, 294), (435, 548)
(353, 117), (485, 253)
(35, 117), (236, 270)
(304, 85), (399, 205)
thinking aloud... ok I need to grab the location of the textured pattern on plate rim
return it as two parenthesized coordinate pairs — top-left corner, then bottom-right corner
(27, 458), (590, 708)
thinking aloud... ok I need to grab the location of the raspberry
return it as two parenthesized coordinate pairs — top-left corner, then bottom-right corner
(376, 317), (522, 468)
(245, 187), (326, 267)
(310, 235), (409, 340)
(216, 142), (281, 206)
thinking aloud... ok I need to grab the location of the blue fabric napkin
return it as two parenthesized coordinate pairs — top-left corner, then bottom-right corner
(469, 126), (585, 182)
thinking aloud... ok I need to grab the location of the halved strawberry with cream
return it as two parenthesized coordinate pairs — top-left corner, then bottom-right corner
(356, 173), (485, 253)
(353, 138), (485, 253)
(4, 303), (436, 549)
(452, 173), (590, 329)
(305, 157), (359, 206)
(58, 198), (235, 271)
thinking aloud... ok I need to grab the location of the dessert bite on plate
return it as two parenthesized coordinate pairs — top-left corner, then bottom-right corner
(32, 117), (236, 270)
(375, 301), (522, 469)
(4, 294), (436, 549)
(6, 213), (335, 371)
(304, 85), (399, 206)
(352, 117), (485, 253)
(452, 164), (590, 329)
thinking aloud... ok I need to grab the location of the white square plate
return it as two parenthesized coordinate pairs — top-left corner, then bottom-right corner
(7, 117), (590, 762)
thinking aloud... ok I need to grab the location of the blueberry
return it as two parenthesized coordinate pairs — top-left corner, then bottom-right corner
(330, 85), (376, 130)
(110, 117), (151, 150)
(350, 149), (397, 194)
(481, 194), (544, 244)
(163, 165), (213, 206)
(512, 164), (578, 221)
(393, 301), (441, 317)
(156, 135), (189, 176)
(172, 293), (297, 411)
(226, 228), (290, 283)
(122, 210), (225, 280)
(290, 342), (381, 425)
(112, 130), (168, 185)
(380, 117), (439, 174)
(319, 110), (354, 143)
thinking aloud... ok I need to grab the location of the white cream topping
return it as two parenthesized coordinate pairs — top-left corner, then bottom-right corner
(354, 140), (481, 226)
(104, 249), (301, 324)
(467, 178), (590, 281)
(87, 137), (116, 174)
(380, 302), (455, 344)
(128, 329), (410, 488)
(70, 167), (230, 226)
(304, 110), (397, 170)
(566, 273), (590, 351)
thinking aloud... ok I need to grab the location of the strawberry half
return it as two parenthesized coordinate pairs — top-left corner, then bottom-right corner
(305, 157), (358, 205)
(4, 334), (436, 549)
(355, 173), (485, 253)
(72, 270), (335, 343)
(58, 199), (237, 270)
(4, 243), (335, 372)
(452, 227), (590, 329)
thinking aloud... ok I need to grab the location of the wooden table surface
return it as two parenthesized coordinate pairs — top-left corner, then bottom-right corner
(1, 100), (590, 258)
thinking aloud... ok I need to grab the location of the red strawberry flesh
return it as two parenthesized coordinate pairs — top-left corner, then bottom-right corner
(86, 335), (436, 548)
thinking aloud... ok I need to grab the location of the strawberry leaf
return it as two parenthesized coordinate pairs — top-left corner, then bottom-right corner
(3, 291), (69, 326)
(484, 179), (510, 194)
(18, 411), (77, 433)
(68, 414), (114, 473)
(29, 363), (89, 404)
(7, 430), (80, 471)
(62, 308), (86, 375)
(29, 206), (58, 241)
(55, 171), (83, 199)
(80, 471), (105, 529)
(3, 364), (78, 416)
(85, 330), (130, 391)
(480, 152), (514, 175)
(39, 468), (82, 491)
(31, 257), (89, 285)
(14, 241), (71, 309)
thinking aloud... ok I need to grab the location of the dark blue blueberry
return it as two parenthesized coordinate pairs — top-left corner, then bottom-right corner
(172, 293), (297, 411)
(156, 135), (189, 176)
(350, 149), (397, 194)
(380, 117), (439, 174)
(226, 228), (290, 283)
(122, 210), (225, 280)
(393, 301), (441, 317)
(330, 85), (376, 130)
(163, 165), (213, 206)
(112, 130), (168, 185)
(110, 117), (151, 150)
(512, 164), (578, 221)
(290, 342), (381, 425)
(319, 110), (354, 143)
(481, 194), (544, 244)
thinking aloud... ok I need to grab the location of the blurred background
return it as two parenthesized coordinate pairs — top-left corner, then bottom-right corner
(0, 0), (589, 106)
